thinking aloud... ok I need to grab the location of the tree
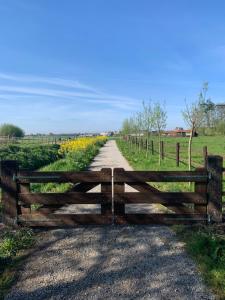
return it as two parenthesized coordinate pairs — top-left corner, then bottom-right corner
(152, 102), (167, 166)
(136, 111), (144, 152)
(142, 101), (153, 157)
(0, 124), (25, 138)
(182, 87), (205, 170)
(198, 82), (215, 130)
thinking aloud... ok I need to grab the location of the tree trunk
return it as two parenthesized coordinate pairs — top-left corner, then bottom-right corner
(158, 132), (161, 166)
(146, 131), (149, 158)
(188, 127), (194, 171)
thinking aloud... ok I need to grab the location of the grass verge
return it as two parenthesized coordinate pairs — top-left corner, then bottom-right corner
(0, 228), (35, 300)
(174, 225), (225, 299)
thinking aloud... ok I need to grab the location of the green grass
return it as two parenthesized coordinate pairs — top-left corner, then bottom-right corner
(175, 225), (225, 299)
(0, 228), (35, 299)
(125, 135), (225, 168)
(32, 142), (104, 194)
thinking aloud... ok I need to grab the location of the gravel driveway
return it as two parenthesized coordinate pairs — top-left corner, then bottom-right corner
(6, 140), (215, 300)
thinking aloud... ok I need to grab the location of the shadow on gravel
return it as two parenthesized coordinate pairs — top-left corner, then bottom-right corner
(5, 226), (214, 300)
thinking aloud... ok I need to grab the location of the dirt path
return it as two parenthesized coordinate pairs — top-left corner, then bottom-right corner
(6, 140), (214, 300)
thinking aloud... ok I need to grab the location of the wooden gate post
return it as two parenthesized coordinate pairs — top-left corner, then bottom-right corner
(207, 155), (223, 222)
(114, 168), (125, 220)
(203, 146), (208, 168)
(176, 143), (180, 167)
(0, 160), (19, 226)
(101, 168), (112, 218)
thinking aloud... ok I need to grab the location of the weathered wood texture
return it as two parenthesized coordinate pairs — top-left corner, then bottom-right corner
(115, 214), (207, 225)
(114, 168), (125, 215)
(114, 192), (207, 204)
(207, 155), (223, 222)
(17, 170), (111, 183)
(194, 168), (207, 214)
(18, 214), (112, 227)
(101, 168), (112, 216)
(113, 170), (208, 183)
(0, 160), (19, 225)
(203, 146), (208, 168)
(113, 167), (209, 225)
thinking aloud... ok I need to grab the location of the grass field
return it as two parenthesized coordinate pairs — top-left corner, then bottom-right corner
(116, 136), (225, 298)
(123, 135), (225, 169)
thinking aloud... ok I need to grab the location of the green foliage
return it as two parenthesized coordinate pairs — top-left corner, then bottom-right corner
(0, 144), (60, 170)
(0, 228), (34, 258)
(32, 143), (101, 194)
(175, 226), (225, 298)
(0, 124), (24, 138)
(0, 228), (34, 299)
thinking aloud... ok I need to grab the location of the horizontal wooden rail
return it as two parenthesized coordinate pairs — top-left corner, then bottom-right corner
(114, 192), (207, 204)
(115, 213), (207, 225)
(16, 170), (112, 183)
(18, 213), (112, 226)
(19, 192), (111, 205)
(114, 170), (208, 183)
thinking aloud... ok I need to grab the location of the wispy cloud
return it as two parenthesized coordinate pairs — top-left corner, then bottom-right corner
(0, 72), (140, 110)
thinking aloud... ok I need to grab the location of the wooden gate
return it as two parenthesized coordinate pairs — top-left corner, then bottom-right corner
(0, 155), (223, 227)
(0, 161), (112, 227)
(113, 155), (223, 225)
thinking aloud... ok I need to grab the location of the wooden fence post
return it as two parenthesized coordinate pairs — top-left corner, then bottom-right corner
(176, 143), (180, 167)
(207, 155), (223, 222)
(0, 160), (19, 226)
(114, 168), (125, 219)
(101, 168), (112, 218)
(203, 146), (208, 168)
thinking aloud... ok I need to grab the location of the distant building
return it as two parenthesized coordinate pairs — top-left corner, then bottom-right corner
(163, 127), (197, 137)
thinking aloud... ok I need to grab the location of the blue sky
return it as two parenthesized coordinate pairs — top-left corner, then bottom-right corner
(0, 0), (225, 133)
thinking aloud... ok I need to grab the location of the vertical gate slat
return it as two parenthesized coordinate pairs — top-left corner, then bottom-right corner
(101, 168), (112, 218)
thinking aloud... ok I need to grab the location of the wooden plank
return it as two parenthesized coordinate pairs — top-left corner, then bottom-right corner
(115, 213), (207, 225)
(207, 156), (223, 222)
(18, 214), (112, 226)
(19, 192), (111, 205)
(67, 182), (99, 193)
(101, 168), (112, 215)
(0, 160), (19, 226)
(114, 192), (207, 204)
(203, 146), (208, 168)
(113, 170), (208, 183)
(127, 182), (159, 193)
(114, 168), (125, 215)
(164, 205), (194, 214)
(195, 168), (207, 214)
(19, 183), (31, 214)
(17, 170), (111, 183)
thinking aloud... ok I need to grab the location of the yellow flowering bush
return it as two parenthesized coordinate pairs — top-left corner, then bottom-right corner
(59, 136), (107, 154)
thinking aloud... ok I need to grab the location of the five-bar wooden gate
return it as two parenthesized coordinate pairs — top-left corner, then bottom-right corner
(0, 155), (223, 227)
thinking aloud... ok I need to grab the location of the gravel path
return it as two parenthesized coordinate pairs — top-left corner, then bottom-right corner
(6, 140), (215, 300)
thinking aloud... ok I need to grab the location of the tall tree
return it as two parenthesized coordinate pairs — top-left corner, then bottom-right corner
(142, 101), (153, 157)
(152, 102), (167, 166)
(182, 88), (205, 170)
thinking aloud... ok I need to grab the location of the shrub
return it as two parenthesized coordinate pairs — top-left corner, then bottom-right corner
(0, 124), (24, 138)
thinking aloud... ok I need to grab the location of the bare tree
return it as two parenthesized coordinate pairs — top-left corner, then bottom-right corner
(152, 102), (167, 166)
(182, 95), (205, 170)
(142, 101), (153, 157)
